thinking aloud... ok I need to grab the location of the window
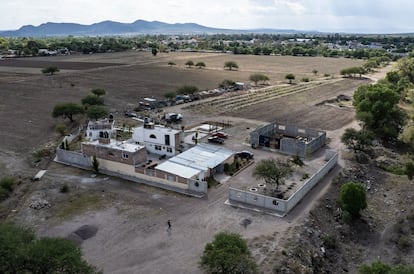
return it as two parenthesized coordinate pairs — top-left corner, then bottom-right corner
(155, 145), (162, 151)
(149, 134), (157, 139)
(165, 135), (170, 146)
(108, 151), (114, 156)
(122, 151), (129, 159)
(166, 147), (173, 153)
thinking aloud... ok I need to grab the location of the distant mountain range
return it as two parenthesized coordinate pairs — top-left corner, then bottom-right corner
(0, 20), (316, 37)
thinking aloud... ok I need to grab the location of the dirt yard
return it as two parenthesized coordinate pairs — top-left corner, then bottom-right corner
(0, 52), (391, 273)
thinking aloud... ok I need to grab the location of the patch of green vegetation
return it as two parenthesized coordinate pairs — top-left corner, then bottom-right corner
(0, 177), (15, 201)
(56, 193), (103, 219)
(207, 177), (220, 188)
(378, 163), (406, 176)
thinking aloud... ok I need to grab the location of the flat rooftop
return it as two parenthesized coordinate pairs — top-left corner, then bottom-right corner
(84, 139), (145, 153)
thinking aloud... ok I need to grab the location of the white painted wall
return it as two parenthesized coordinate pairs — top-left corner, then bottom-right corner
(133, 126), (180, 156)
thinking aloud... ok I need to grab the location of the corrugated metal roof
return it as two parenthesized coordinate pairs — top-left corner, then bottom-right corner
(155, 161), (201, 179)
(169, 143), (233, 170)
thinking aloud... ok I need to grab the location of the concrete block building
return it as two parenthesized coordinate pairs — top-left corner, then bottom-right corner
(250, 122), (326, 158)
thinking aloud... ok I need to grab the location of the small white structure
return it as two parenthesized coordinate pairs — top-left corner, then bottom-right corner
(133, 122), (183, 156)
(86, 118), (115, 141)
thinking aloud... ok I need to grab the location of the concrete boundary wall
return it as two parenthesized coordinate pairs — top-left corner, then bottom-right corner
(228, 150), (338, 216)
(55, 148), (207, 197)
(55, 148), (91, 168)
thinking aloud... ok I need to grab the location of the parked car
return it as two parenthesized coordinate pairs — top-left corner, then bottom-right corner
(207, 136), (224, 144)
(235, 150), (254, 159)
(211, 132), (228, 138)
(124, 111), (137, 118)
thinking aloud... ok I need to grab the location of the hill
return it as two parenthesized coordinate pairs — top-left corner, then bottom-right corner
(0, 19), (309, 37)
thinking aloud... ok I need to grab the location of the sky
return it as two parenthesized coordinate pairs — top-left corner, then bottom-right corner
(2, 0), (413, 33)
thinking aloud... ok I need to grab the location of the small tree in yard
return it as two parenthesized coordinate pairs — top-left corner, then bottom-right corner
(200, 232), (257, 274)
(339, 182), (367, 220)
(253, 158), (293, 192)
(87, 106), (109, 121)
(92, 156), (99, 174)
(42, 66), (59, 75)
(285, 73), (295, 84)
(185, 60), (194, 68)
(196, 61), (206, 69)
(52, 103), (84, 122)
(224, 61), (239, 70)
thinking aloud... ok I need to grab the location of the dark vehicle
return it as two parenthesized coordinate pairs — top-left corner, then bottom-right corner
(211, 132), (228, 138)
(124, 111), (137, 118)
(235, 150), (254, 159)
(208, 136), (225, 144)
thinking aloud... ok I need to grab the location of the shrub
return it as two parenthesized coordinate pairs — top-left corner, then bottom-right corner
(60, 184), (70, 193)
(301, 77), (310, 82)
(55, 123), (67, 136)
(339, 182), (367, 219)
(0, 177), (15, 192)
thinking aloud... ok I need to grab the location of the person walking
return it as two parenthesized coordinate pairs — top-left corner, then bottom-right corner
(167, 220), (172, 233)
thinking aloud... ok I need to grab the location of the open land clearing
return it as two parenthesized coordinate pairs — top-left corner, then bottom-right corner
(0, 51), (388, 273)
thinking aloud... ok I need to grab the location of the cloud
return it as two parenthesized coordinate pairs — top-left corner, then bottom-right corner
(0, 0), (413, 33)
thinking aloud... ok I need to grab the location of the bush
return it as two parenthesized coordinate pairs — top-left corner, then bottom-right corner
(291, 154), (304, 166)
(301, 77), (310, 82)
(200, 232), (257, 274)
(55, 123), (67, 136)
(60, 184), (70, 193)
(0, 177), (15, 192)
(339, 182), (367, 219)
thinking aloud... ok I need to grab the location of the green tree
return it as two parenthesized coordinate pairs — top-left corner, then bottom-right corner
(249, 73), (269, 86)
(285, 73), (295, 84)
(339, 182), (367, 219)
(0, 223), (99, 274)
(224, 61), (239, 70)
(185, 60), (194, 68)
(92, 155), (99, 174)
(52, 103), (84, 122)
(151, 47), (158, 56)
(55, 123), (68, 136)
(176, 85), (198, 95)
(253, 158), (293, 191)
(0, 177), (15, 200)
(341, 128), (372, 159)
(164, 91), (177, 101)
(200, 232), (257, 274)
(196, 61), (206, 69)
(87, 105), (109, 120)
(312, 69), (318, 75)
(91, 88), (106, 97)
(405, 162), (414, 180)
(353, 83), (407, 141)
(81, 95), (104, 106)
(41, 66), (60, 75)
(340, 67), (365, 78)
(219, 79), (236, 89)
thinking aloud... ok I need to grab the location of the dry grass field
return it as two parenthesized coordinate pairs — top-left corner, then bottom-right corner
(0, 51), (373, 273)
(0, 51), (363, 154)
